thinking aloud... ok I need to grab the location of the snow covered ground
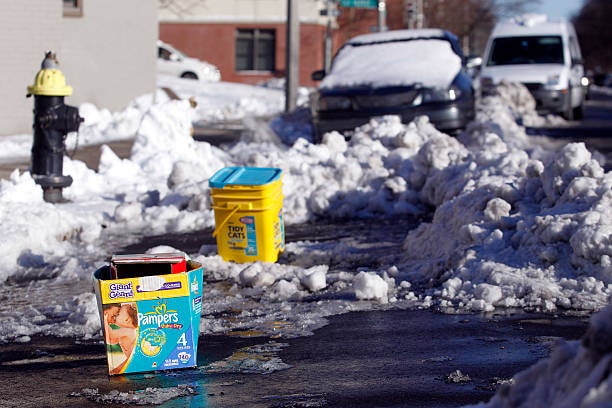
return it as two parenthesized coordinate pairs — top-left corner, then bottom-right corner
(0, 75), (610, 406)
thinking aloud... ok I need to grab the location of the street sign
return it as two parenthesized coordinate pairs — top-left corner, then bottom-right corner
(339, 0), (378, 9)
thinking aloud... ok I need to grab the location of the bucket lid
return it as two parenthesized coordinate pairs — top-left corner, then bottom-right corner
(209, 166), (282, 188)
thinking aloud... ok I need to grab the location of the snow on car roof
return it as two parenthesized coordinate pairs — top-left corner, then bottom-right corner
(321, 34), (462, 90)
(493, 16), (572, 37)
(345, 28), (451, 45)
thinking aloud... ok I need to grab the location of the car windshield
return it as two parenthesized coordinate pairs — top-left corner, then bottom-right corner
(487, 36), (564, 66)
(321, 38), (461, 90)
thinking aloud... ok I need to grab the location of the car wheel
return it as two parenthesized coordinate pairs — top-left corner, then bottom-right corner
(563, 106), (574, 121)
(181, 72), (198, 80)
(572, 103), (584, 121)
(563, 89), (574, 121)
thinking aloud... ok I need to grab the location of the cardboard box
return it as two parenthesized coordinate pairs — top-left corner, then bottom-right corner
(110, 253), (188, 279)
(93, 254), (204, 375)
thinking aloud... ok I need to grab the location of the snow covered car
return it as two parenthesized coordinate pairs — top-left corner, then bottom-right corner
(157, 40), (221, 82)
(310, 29), (476, 143)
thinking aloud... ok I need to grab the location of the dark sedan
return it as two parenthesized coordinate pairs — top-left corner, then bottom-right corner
(310, 29), (476, 143)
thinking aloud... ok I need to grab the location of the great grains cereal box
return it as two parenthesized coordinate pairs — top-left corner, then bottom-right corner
(93, 255), (204, 375)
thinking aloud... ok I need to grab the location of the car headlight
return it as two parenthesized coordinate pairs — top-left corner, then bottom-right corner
(448, 85), (462, 100)
(581, 76), (589, 87)
(421, 85), (463, 102)
(318, 95), (352, 111)
(546, 74), (561, 86)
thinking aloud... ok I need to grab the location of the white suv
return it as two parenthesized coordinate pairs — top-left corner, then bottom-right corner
(479, 14), (586, 120)
(157, 40), (221, 82)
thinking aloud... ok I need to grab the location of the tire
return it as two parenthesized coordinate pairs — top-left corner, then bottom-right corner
(563, 105), (574, 121)
(573, 103), (584, 121)
(180, 72), (198, 80)
(563, 88), (574, 121)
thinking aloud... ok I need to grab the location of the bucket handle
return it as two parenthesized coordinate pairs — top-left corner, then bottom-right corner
(212, 205), (240, 238)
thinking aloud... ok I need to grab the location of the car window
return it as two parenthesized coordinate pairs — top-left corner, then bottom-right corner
(158, 47), (172, 61)
(487, 36), (564, 66)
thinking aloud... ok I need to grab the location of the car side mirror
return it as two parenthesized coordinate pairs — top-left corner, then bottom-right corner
(571, 57), (583, 66)
(311, 69), (326, 81)
(465, 56), (482, 78)
(465, 56), (482, 69)
(170, 53), (181, 62)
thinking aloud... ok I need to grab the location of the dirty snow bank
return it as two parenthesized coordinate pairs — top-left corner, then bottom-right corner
(466, 304), (612, 408)
(389, 87), (611, 313)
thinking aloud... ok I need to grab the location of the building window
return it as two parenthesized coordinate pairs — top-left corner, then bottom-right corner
(63, 0), (83, 17)
(236, 29), (276, 72)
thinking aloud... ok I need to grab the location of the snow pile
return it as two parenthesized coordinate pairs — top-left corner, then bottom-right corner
(483, 80), (567, 128)
(389, 92), (611, 313)
(467, 304), (612, 408)
(73, 93), (162, 147)
(157, 75), (288, 123)
(0, 170), (108, 279)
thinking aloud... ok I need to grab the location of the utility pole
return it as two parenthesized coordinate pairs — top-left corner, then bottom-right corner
(416, 0), (424, 29)
(285, 0), (299, 112)
(406, 0), (424, 29)
(378, 0), (387, 32)
(406, 0), (415, 28)
(324, 0), (333, 72)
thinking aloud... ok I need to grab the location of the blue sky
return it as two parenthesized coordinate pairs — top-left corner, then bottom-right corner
(531, 0), (585, 20)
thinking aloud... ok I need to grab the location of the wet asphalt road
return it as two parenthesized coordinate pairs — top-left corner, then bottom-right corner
(0, 308), (589, 408)
(195, 310), (589, 408)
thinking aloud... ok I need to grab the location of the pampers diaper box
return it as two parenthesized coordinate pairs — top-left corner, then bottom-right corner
(93, 253), (204, 375)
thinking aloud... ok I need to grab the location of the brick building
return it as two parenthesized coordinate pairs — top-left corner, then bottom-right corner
(0, 0), (157, 136)
(158, 0), (412, 87)
(159, 0), (493, 88)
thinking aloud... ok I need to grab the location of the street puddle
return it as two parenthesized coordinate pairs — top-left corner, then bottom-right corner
(200, 341), (291, 374)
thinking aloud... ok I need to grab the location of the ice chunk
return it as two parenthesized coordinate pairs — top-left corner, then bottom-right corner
(353, 271), (388, 303)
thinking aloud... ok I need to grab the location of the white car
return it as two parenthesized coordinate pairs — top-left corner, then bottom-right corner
(157, 40), (221, 82)
(479, 15), (586, 120)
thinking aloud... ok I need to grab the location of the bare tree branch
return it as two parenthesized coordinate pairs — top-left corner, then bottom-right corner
(573, 0), (612, 72)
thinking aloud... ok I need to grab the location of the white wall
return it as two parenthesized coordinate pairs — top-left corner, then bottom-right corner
(61, 0), (158, 113)
(158, 0), (327, 24)
(0, 0), (62, 136)
(0, 0), (157, 136)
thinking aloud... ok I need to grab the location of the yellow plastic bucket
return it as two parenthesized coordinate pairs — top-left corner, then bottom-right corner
(209, 167), (285, 263)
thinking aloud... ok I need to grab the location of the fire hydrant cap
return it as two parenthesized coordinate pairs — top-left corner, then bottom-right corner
(27, 68), (73, 97)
